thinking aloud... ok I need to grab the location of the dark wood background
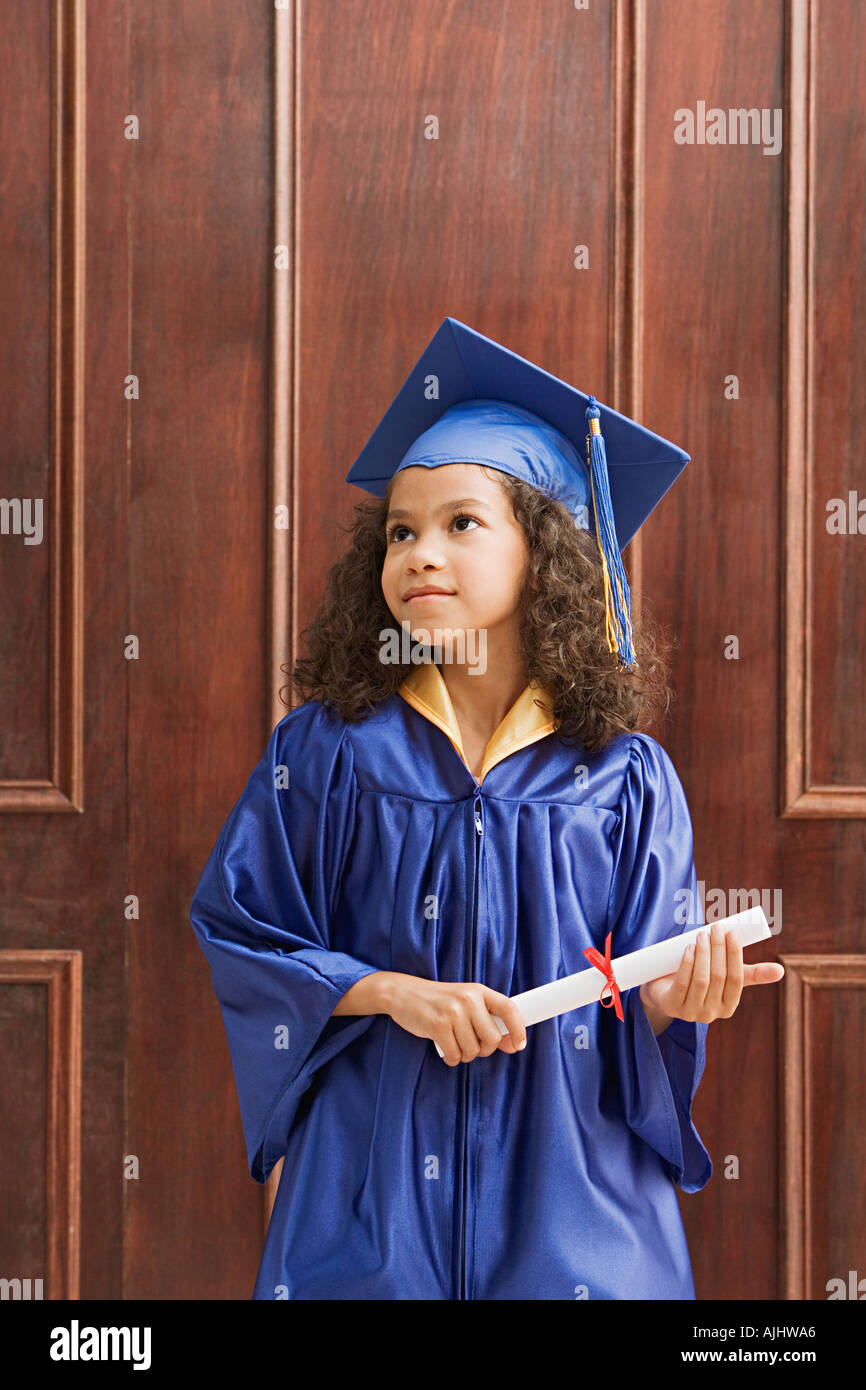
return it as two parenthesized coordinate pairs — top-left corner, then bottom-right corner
(1, 0), (862, 1301)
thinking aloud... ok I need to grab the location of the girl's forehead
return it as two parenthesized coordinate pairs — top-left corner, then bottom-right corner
(387, 462), (508, 505)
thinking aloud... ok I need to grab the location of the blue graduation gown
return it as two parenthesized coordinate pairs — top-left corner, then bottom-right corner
(189, 662), (712, 1300)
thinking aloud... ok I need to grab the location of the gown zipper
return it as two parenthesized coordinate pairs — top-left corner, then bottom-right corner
(457, 794), (483, 1300)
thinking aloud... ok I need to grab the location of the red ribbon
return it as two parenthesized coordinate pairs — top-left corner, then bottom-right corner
(583, 931), (624, 1022)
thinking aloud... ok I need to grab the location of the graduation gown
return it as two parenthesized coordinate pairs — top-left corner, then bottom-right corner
(189, 661), (713, 1300)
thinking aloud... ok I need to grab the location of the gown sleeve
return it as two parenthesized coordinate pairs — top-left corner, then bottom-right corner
(189, 705), (382, 1184)
(604, 732), (714, 1194)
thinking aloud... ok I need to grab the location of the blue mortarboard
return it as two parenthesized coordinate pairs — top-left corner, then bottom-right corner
(345, 317), (690, 669)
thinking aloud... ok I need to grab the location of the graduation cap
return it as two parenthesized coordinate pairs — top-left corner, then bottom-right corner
(345, 317), (690, 669)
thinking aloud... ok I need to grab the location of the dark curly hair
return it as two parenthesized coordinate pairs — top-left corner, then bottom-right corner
(285, 467), (675, 753)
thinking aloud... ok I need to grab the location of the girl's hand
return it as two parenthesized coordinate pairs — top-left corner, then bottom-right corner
(639, 922), (785, 1025)
(380, 973), (527, 1065)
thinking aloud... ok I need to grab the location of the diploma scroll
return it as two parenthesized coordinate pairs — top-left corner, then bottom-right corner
(433, 906), (771, 1060)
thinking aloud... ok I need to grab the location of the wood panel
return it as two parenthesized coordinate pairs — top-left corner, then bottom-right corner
(124, 0), (274, 1298)
(0, 951), (81, 1299)
(783, 0), (866, 817)
(780, 954), (866, 1299)
(0, 0), (84, 812)
(0, 0), (128, 1303)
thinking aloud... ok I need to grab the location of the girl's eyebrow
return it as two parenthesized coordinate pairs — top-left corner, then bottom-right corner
(386, 497), (491, 521)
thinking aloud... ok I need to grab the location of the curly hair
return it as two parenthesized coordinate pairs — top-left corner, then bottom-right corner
(285, 467), (675, 753)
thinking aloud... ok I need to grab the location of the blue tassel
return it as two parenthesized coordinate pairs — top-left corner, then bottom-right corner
(585, 397), (636, 669)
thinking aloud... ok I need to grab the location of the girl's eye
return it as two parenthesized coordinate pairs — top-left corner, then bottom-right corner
(386, 512), (480, 544)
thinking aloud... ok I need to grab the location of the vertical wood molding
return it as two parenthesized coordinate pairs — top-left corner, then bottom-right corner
(611, 0), (645, 611)
(782, 0), (866, 818)
(264, 0), (298, 1232)
(0, 950), (82, 1299)
(269, 0), (295, 737)
(1, 0), (86, 814)
(779, 953), (866, 1299)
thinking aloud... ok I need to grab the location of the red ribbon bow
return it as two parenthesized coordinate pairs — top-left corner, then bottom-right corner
(583, 931), (624, 1021)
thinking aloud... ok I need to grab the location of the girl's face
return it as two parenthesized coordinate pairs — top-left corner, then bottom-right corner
(381, 463), (529, 647)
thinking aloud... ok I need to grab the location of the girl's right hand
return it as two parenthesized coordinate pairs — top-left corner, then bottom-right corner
(379, 973), (528, 1066)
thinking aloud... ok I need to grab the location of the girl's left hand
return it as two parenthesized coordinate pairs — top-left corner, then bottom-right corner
(639, 921), (785, 1024)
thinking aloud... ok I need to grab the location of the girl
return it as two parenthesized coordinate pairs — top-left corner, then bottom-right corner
(190, 318), (784, 1300)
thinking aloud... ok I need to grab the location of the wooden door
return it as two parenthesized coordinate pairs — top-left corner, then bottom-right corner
(1, 0), (861, 1302)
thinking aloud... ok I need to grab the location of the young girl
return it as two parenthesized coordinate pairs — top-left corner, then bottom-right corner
(189, 318), (783, 1300)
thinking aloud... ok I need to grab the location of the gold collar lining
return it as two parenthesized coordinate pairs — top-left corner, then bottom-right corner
(397, 662), (556, 785)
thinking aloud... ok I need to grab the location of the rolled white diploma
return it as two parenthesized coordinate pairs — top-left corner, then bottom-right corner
(434, 906), (771, 1059)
